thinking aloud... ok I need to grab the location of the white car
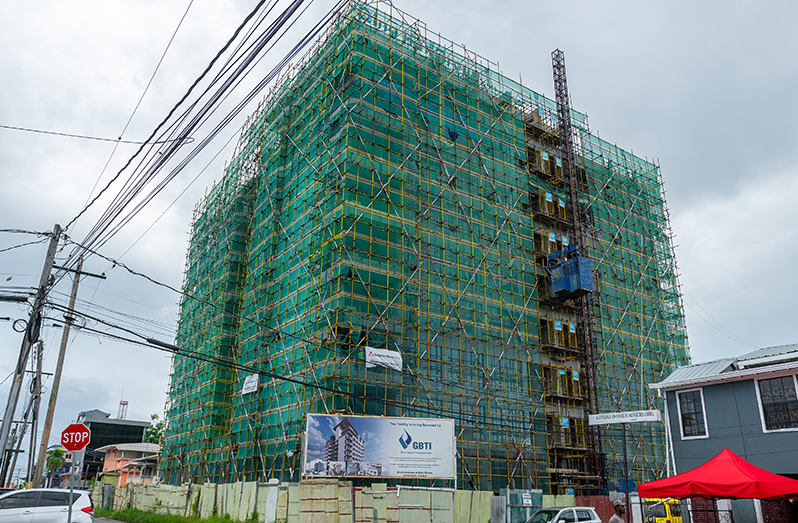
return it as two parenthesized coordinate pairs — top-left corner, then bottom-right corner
(0, 488), (94, 523)
(527, 507), (602, 523)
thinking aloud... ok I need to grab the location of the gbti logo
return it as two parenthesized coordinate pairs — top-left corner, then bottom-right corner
(399, 430), (412, 449)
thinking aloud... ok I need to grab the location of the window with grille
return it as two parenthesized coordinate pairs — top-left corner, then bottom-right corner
(678, 389), (707, 438)
(758, 376), (798, 431)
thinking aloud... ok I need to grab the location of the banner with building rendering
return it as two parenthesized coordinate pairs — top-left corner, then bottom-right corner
(303, 414), (455, 479)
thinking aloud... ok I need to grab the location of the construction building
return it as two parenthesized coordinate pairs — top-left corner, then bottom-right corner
(162, 0), (690, 493)
(323, 419), (365, 463)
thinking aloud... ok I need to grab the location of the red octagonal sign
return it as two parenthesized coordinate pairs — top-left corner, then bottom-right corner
(61, 423), (91, 452)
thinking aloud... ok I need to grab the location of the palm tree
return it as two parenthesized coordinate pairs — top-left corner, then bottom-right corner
(45, 447), (66, 487)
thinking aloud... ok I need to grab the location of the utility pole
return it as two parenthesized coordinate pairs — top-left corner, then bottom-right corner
(0, 224), (61, 473)
(0, 426), (20, 486)
(1, 394), (35, 486)
(32, 258), (104, 487)
(27, 341), (43, 485)
(33, 258), (83, 487)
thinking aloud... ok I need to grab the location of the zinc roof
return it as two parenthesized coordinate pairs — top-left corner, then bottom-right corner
(651, 343), (798, 390)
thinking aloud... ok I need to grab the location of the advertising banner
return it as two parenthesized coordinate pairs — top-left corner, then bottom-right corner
(303, 414), (455, 479)
(365, 346), (403, 371)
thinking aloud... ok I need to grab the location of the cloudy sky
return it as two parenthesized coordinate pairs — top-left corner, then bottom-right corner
(1, 0), (796, 482)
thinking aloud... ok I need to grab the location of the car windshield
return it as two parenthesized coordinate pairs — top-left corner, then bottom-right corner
(528, 509), (562, 523)
(645, 504), (667, 518)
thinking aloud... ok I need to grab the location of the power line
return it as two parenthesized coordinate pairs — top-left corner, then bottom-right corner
(59, 0), (346, 279)
(0, 238), (49, 254)
(43, 267), (520, 412)
(114, 122), (241, 264)
(56, 314), (540, 431)
(0, 229), (49, 236)
(45, 287), (543, 432)
(57, 232), (530, 410)
(77, 0), (314, 249)
(77, 0), (198, 226)
(120, 0), (197, 141)
(48, 289), (176, 336)
(683, 291), (755, 348)
(0, 124), (195, 145)
(63, 0), (299, 234)
(59, 237), (314, 347)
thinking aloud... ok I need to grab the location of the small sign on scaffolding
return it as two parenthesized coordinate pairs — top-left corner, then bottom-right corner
(241, 374), (259, 395)
(366, 347), (403, 371)
(588, 409), (661, 426)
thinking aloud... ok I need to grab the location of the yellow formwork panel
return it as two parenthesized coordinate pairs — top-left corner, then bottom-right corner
(430, 491), (453, 523)
(397, 490), (430, 523)
(453, 490), (492, 523)
(276, 488), (289, 522)
(287, 485), (302, 523)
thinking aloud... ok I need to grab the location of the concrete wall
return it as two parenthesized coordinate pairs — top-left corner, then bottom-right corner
(96, 479), (622, 522)
(94, 479), (496, 523)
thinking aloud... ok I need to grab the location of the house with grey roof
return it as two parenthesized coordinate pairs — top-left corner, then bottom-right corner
(650, 344), (798, 523)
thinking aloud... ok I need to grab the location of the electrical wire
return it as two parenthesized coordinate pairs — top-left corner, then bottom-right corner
(683, 291), (755, 348)
(119, 0), (197, 141)
(59, 237), (313, 347)
(114, 122), (241, 263)
(56, 317), (539, 431)
(59, 0), (347, 283)
(76, 0), (198, 226)
(0, 238), (49, 254)
(55, 236), (531, 412)
(0, 229), (49, 236)
(0, 371), (14, 387)
(87, 0), (342, 253)
(49, 289), (175, 338)
(83, 0), (332, 250)
(0, 124), (195, 145)
(45, 296), (541, 431)
(64, 0), (296, 234)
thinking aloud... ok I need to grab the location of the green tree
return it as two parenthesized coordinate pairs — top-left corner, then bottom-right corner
(143, 413), (165, 444)
(45, 447), (66, 487)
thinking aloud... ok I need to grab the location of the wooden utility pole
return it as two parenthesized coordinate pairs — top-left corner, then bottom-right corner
(32, 258), (84, 487)
(0, 391), (36, 486)
(27, 341), (43, 484)
(0, 224), (61, 475)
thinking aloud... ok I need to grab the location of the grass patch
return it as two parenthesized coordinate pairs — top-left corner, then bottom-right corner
(94, 507), (245, 523)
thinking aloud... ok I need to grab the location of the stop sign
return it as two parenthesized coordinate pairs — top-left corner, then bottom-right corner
(61, 423), (91, 452)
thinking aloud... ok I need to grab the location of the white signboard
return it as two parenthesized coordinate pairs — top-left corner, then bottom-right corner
(241, 374), (259, 395)
(365, 346), (403, 371)
(588, 409), (661, 426)
(303, 414), (455, 479)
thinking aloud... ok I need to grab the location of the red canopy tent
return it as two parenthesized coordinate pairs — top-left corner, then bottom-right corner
(639, 448), (798, 500)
